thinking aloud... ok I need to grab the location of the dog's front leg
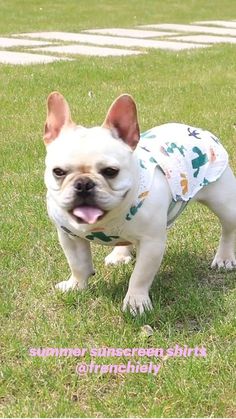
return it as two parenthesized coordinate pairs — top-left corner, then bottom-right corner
(55, 228), (94, 292)
(123, 234), (167, 315)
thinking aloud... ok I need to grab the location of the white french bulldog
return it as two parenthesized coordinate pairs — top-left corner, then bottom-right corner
(43, 92), (236, 315)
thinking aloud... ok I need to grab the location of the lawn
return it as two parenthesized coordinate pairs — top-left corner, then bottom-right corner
(0, 0), (236, 417)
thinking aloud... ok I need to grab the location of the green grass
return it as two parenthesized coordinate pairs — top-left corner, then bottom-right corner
(1, 0), (236, 417)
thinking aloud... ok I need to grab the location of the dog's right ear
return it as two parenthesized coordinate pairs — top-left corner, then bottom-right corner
(102, 94), (140, 150)
(43, 92), (74, 145)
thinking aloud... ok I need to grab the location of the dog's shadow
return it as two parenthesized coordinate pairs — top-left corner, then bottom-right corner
(90, 250), (236, 332)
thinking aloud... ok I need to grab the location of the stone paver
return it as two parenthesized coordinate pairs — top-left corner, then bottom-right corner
(83, 28), (178, 38)
(0, 37), (49, 48)
(35, 44), (143, 56)
(0, 51), (71, 65)
(194, 20), (236, 29)
(139, 23), (236, 36)
(172, 35), (236, 44)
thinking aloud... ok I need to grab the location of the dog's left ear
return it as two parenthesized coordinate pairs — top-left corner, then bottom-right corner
(44, 91), (74, 145)
(102, 94), (140, 150)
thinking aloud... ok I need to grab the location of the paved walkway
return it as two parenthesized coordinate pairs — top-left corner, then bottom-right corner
(0, 20), (235, 65)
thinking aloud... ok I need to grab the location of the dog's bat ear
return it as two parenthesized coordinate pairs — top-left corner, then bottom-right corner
(102, 94), (140, 150)
(43, 91), (74, 145)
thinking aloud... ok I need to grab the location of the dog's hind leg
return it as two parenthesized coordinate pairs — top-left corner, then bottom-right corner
(195, 166), (236, 269)
(105, 245), (133, 266)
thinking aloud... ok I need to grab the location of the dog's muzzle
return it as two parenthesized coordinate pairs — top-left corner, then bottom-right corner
(74, 176), (96, 197)
(71, 176), (105, 224)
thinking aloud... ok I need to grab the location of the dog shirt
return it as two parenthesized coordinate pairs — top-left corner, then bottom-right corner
(50, 123), (228, 245)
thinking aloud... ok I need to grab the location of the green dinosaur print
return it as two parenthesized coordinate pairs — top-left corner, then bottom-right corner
(126, 201), (144, 221)
(149, 156), (157, 164)
(166, 143), (186, 156)
(192, 146), (209, 178)
(139, 159), (147, 169)
(201, 177), (210, 186)
(85, 232), (120, 242)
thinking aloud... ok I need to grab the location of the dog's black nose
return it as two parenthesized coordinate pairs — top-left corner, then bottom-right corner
(74, 178), (95, 195)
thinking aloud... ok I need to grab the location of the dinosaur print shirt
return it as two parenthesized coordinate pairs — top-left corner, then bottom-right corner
(49, 123), (228, 245)
(138, 122), (228, 202)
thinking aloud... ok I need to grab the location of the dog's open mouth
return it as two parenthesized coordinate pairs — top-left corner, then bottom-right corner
(71, 206), (105, 224)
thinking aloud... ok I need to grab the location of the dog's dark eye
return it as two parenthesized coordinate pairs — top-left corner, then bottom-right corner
(100, 167), (120, 178)
(53, 168), (67, 177)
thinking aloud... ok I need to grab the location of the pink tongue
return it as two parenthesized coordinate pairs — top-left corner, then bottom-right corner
(72, 206), (104, 224)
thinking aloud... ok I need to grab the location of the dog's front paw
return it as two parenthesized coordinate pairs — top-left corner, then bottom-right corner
(105, 247), (132, 266)
(211, 255), (236, 270)
(55, 276), (87, 292)
(122, 292), (153, 316)
(55, 279), (78, 292)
